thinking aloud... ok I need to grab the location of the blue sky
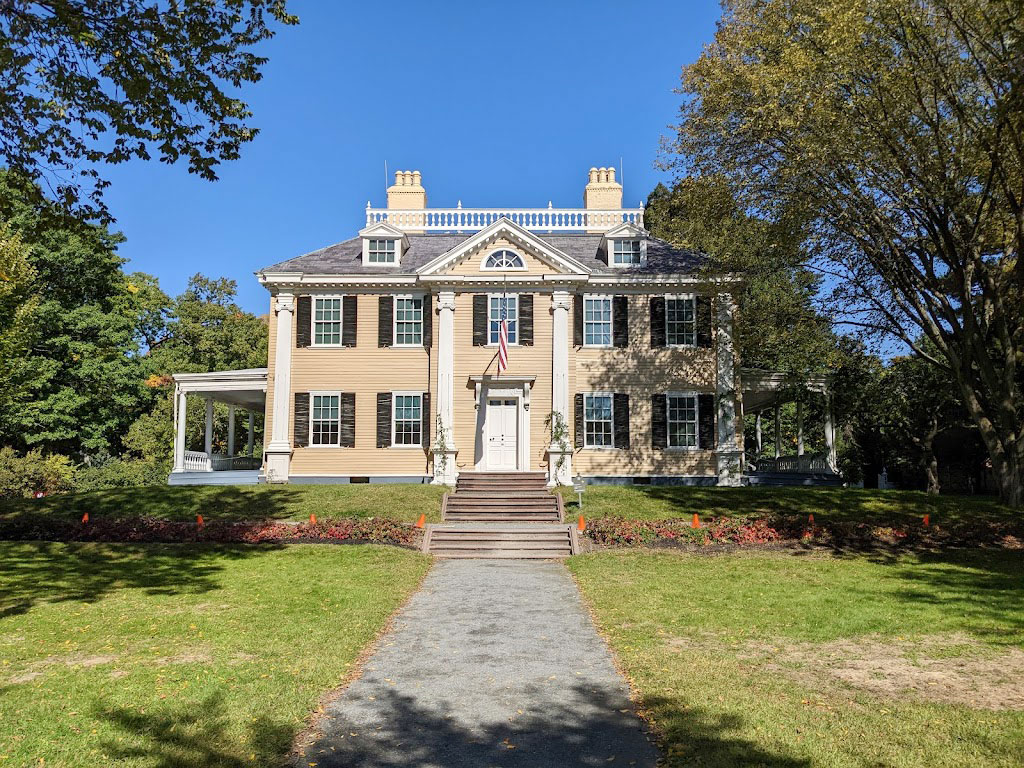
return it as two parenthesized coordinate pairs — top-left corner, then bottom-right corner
(101, 0), (722, 313)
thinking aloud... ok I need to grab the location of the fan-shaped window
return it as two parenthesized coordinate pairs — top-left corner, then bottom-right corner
(483, 249), (525, 270)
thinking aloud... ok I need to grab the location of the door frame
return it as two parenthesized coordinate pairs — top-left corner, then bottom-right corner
(472, 377), (533, 472)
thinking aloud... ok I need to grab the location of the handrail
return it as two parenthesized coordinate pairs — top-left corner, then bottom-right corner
(366, 206), (644, 233)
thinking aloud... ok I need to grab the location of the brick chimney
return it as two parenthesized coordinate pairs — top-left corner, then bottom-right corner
(583, 166), (622, 210)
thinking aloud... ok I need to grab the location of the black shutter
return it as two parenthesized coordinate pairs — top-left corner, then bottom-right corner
(650, 297), (666, 348)
(613, 296), (629, 347)
(378, 296), (393, 347)
(614, 393), (630, 449)
(698, 393), (715, 449)
(421, 392), (431, 448)
(294, 393), (309, 448)
(422, 294), (433, 349)
(573, 295), (583, 346)
(651, 394), (667, 449)
(519, 294), (534, 346)
(339, 393), (355, 448)
(296, 296), (311, 348)
(472, 294), (488, 346)
(574, 393), (585, 448)
(696, 295), (712, 348)
(342, 296), (358, 347)
(376, 393), (392, 447)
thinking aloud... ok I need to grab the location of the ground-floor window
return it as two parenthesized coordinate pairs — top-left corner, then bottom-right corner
(667, 394), (698, 448)
(311, 393), (340, 445)
(393, 393), (422, 446)
(584, 393), (614, 447)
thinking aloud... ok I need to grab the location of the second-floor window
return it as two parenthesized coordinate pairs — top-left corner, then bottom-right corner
(311, 394), (340, 445)
(368, 239), (396, 264)
(489, 296), (518, 345)
(314, 297), (342, 345)
(584, 296), (612, 346)
(394, 296), (423, 346)
(666, 296), (696, 346)
(612, 239), (641, 266)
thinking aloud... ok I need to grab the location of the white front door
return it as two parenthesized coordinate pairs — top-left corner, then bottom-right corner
(486, 398), (518, 470)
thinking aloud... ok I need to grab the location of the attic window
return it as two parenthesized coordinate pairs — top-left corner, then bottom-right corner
(483, 249), (525, 270)
(367, 239), (396, 264)
(611, 239), (642, 266)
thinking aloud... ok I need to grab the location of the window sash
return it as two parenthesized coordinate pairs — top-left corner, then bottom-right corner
(667, 394), (698, 448)
(393, 394), (422, 446)
(313, 297), (342, 345)
(394, 297), (423, 346)
(584, 394), (614, 447)
(311, 394), (340, 446)
(584, 297), (612, 346)
(488, 296), (518, 344)
(612, 240), (641, 265)
(666, 297), (696, 346)
(367, 239), (396, 263)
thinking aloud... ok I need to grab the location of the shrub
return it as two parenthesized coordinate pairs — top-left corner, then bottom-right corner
(0, 446), (76, 499)
(75, 458), (167, 491)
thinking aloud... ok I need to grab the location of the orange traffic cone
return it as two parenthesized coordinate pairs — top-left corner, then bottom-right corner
(196, 514), (204, 528)
(415, 513), (426, 528)
(692, 513), (700, 529)
(808, 513), (815, 525)
(923, 513), (930, 527)
(81, 512), (89, 524)
(578, 515), (585, 532)
(310, 513), (317, 525)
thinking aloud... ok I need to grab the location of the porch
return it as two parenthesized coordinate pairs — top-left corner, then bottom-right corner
(168, 368), (268, 486)
(741, 369), (841, 486)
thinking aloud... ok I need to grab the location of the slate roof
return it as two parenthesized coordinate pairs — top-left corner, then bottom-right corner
(258, 233), (706, 276)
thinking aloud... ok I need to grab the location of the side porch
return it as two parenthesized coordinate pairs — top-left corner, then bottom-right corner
(169, 368), (268, 486)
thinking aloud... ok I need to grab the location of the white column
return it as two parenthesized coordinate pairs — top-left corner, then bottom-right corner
(796, 401), (804, 457)
(227, 405), (236, 456)
(433, 290), (458, 485)
(824, 393), (837, 472)
(548, 290), (573, 486)
(172, 385), (188, 473)
(774, 404), (781, 459)
(204, 398), (214, 455)
(247, 411), (255, 457)
(755, 413), (762, 455)
(265, 293), (295, 483)
(715, 292), (742, 486)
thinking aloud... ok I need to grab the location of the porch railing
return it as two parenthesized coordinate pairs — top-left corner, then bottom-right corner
(210, 455), (262, 471)
(183, 451), (211, 472)
(751, 454), (834, 474)
(365, 206), (644, 233)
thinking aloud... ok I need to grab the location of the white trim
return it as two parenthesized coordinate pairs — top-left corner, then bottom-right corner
(582, 392), (617, 449)
(665, 293), (698, 348)
(582, 294), (614, 348)
(308, 391), (343, 448)
(310, 295), (346, 348)
(665, 391), (701, 451)
(391, 391), (425, 449)
(485, 293), (520, 347)
(481, 248), (527, 272)
(391, 293), (426, 348)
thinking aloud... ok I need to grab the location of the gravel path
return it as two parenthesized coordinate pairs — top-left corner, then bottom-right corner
(294, 559), (658, 767)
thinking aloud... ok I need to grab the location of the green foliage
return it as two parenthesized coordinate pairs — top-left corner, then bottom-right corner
(0, 0), (297, 220)
(74, 457), (167, 492)
(0, 446), (76, 499)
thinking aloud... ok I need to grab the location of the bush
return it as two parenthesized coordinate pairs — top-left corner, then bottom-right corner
(0, 446), (76, 499)
(75, 458), (167, 491)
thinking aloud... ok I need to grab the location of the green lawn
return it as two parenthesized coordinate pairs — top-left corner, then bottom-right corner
(560, 484), (1015, 525)
(0, 483), (446, 525)
(569, 549), (1024, 767)
(0, 541), (431, 767)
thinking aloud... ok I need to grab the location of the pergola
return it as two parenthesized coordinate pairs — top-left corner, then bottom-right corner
(170, 368), (268, 476)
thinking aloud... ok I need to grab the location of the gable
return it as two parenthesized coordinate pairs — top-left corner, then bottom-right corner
(436, 237), (560, 276)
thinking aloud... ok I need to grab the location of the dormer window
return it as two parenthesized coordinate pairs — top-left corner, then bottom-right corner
(483, 249), (525, 270)
(611, 239), (642, 266)
(367, 239), (397, 264)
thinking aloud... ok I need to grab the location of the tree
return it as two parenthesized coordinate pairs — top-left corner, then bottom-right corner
(666, 0), (1024, 506)
(0, 0), (297, 220)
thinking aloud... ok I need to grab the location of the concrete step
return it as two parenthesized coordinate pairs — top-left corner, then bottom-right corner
(424, 523), (578, 559)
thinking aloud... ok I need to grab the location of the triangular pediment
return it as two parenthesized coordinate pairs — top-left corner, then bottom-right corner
(416, 218), (592, 276)
(358, 221), (409, 245)
(602, 221), (648, 241)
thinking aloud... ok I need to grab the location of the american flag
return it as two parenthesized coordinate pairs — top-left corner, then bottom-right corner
(497, 299), (509, 374)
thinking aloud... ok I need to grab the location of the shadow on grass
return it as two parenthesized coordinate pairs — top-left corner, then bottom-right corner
(0, 541), (280, 619)
(289, 684), (809, 768)
(99, 692), (295, 768)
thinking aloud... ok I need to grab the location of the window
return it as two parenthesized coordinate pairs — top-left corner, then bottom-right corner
(584, 296), (612, 346)
(666, 296), (696, 346)
(483, 249), (525, 270)
(584, 394), (614, 447)
(488, 295), (518, 345)
(367, 239), (396, 264)
(392, 393), (422, 446)
(612, 239), (641, 266)
(311, 394), (340, 446)
(313, 297), (342, 345)
(394, 296), (423, 346)
(667, 394), (698, 449)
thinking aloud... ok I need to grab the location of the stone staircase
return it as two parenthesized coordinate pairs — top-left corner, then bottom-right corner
(424, 472), (577, 559)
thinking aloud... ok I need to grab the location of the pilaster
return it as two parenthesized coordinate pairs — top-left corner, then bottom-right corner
(432, 290), (458, 484)
(548, 290), (573, 486)
(265, 292), (295, 483)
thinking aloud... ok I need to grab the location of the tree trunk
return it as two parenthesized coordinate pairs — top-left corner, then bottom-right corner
(992, 453), (1023, 509)
(923, 416), (940, 496)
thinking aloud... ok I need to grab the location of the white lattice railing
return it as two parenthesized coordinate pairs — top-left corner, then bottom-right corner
(365, 206), (644, 233)
(183, 451), (211, 472)
(753, 454), (834, 474)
